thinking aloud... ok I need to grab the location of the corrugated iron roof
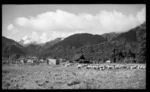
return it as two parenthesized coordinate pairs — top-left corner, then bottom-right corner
(71, 54), (85, 61)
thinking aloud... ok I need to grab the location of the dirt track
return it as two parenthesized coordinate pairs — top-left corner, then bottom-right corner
(2, 64), (146, 89)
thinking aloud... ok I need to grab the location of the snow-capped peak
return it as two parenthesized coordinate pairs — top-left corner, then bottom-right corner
(19, 35), (39, 46)
(18, 35), (64, 46)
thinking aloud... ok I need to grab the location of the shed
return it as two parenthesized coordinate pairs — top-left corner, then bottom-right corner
(106, 60), (111, 63)
(47, 58), (59, 65)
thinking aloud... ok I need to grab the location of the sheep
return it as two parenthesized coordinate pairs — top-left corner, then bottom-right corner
(65, 63), (71, 67)
(107, 65), (114, 70)
(91, 65), (97, 70)
(82, 64), (88, 68)
(115, 65), (129, 69)
(105, 65), (110, 69)
(137, 65), (146, 69)
(99, 67), (103, 71)
(140, 65), (146, 69)
(126, 65), (130, 69)
(85, 66), (89, 69)
(88, 65), (93, 69)
(96, 65), (103, 70)
(99, 66), (105, 70)
(122, 65), (127, 69)
(77, 64), (82, 69)
(118, 65), (124, 69)
(130, 65), (138, 69)
(90, 65), (95, 69)
(77, 64), (87, 69)
(114, 65), (121, 69)
(103, 65), (108, 69)
(94, 65), (100, 70)
(85, 65), (89, 69)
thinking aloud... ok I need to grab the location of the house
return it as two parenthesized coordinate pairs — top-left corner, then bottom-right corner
(27, 56), (38, 64)
(18, 57), (26, 64)
(20, 59), (24, 63)
(27, 59), (33, 63)
(71, 54), (90, 63)
(40, 59), (44, 62)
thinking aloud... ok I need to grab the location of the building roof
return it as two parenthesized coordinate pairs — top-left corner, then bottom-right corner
(71, 54), (85, 61)
(106, 60), (111, 63)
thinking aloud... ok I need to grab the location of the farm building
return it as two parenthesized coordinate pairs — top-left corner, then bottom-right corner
(18, 57), (27, 64)
(59, 58), (64, 62)
(26, 57), (39, 64)
(40, 59), (44, 62)
(71, 54), (90, 63)
(106, 60), (111, 63)
(58, 58), (67, 63)
(47, 58), (59, 65)
(72, 54), (85, 61)
(27, 59), (33, 63)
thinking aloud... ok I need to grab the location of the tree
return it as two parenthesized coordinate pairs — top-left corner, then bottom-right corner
(136, 22), (146, 63)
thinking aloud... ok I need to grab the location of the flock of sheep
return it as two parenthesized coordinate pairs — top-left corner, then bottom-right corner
(75, 64), (146, 70)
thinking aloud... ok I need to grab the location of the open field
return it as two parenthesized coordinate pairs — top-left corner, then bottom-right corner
(2, 63), (146, 89)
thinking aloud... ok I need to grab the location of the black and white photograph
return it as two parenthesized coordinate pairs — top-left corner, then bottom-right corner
(2, 4), (146, 89)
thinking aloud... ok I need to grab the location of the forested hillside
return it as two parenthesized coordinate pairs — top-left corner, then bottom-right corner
(42, 22), (146, 63)
(42, 33), (107, 58)
(2, 22), (146, 63)
(2, 36), (26, 58)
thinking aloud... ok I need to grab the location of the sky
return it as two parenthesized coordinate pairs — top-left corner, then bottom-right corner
(2, 4), (146, 44)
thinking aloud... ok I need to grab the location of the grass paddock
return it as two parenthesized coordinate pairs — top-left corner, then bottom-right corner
(2, 63), (146, 89)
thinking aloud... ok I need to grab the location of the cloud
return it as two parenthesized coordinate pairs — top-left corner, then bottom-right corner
(7, 24), (14, 31)
(47, 30), (84, 41)
(95, 10), (140, 33)
(136, 7), (146, 24)
(23, 32), (42, 44)
(40, 32), (48, 43)
(7, 24), (19, 35)
(15, 17), (29, 27)
(21, 30), (85, 44)
(14, 7), (145, 43)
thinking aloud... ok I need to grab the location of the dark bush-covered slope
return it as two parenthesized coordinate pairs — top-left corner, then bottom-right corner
(42, 33), (107, 57)
(25, 44), (44, 56)
(42, 38), (62, 49)
(111, 27), (139, 43)
(49, 33), (106, 49)
(2, 36), (26, 57)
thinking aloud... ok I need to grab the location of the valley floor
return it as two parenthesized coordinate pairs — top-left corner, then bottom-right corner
(2, 63), (146, 89)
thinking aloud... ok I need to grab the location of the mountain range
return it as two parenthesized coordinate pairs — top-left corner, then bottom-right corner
(2, 22), (146, 59)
